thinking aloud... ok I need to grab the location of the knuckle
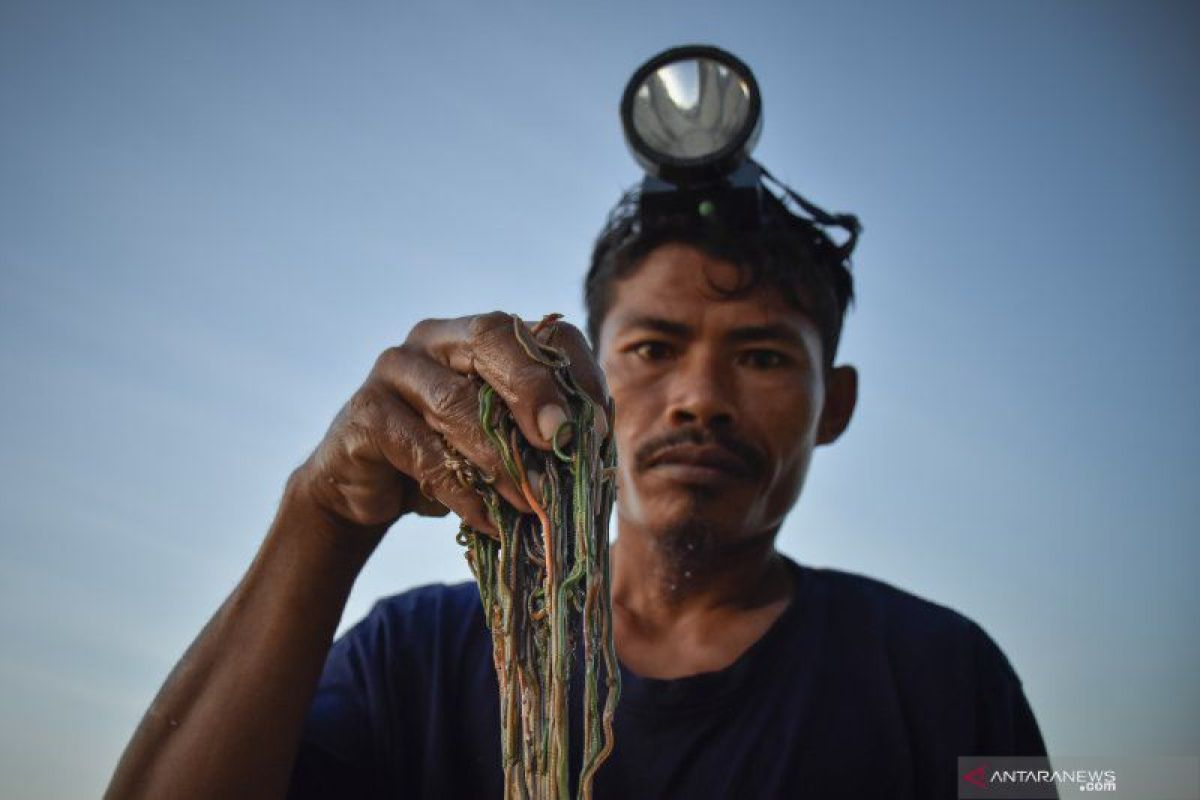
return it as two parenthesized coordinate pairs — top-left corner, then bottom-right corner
(418, 465), (463, 506)
(467, 310), (511, 344)
(407, 419), (453, 465)
(556, 321), (588, 347)
(426, 377), (474, 424)
(347, 387), (383, 421)
(340, 420), (379, 464)
(556, 324), (599, 365)
(409, 437), (446, 481)
(371, 345), (407, 377)
(486, 366), (546, 411)
(512, 362), (558, 398)
(379, 402), (414, 445)
(406, 317), (444, 345)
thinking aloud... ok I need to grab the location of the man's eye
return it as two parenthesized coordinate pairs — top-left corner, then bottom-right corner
(740, 349), (788, 369)
(632, 341), (674, 361)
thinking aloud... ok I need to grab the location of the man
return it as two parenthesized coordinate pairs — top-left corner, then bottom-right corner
(106, 181), (1049, 799)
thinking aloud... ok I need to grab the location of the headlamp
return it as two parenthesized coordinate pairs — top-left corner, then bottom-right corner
(619, 45), (862, 256)
(621, 45), (762, 187)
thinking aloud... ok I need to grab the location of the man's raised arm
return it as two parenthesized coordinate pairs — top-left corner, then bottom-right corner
(104, 313), (606, 800)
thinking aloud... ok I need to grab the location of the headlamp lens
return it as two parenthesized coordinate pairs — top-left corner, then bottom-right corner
(621, 45), (762, 184)
(630, 58), (753, 161)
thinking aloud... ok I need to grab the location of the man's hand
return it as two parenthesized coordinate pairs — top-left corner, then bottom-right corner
(104, 311), (607, 800)
(292, 312), (609, 537)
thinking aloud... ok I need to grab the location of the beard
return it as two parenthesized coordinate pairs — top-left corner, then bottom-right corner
(616, 423), (780, 603)
(656, 492), (717, 580)
(648, 487), (775, 604)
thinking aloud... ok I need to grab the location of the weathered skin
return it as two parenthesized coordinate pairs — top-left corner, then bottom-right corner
(104, 313), (606, 800)
(104, 243), (857, 799)
(599, 244), (856, 679)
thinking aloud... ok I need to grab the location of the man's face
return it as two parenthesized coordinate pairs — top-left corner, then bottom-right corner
(597, 242), (857, 545)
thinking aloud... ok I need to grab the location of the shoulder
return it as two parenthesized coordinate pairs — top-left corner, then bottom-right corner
(345, 579), (488, 658)
(319, 579), (489, 688)
(800, 563), (1021, 685)
(296, 581), (498, 787)
(789, 563), (1050, 760)
(368, 578), (485, 623)
(312, 580), (490, 731)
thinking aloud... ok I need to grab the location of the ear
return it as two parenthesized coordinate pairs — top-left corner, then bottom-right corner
(816, 365), (858, 446)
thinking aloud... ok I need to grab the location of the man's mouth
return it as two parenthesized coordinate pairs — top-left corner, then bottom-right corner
(643, 442), (756, 485)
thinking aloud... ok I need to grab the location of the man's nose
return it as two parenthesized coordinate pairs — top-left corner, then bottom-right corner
(665, 352), (736, 429)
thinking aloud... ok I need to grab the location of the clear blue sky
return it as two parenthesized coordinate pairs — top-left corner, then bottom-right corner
(1, 1), (1197, 796)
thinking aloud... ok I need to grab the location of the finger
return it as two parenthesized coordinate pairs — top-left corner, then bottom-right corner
(411, 493), (451, 519)
(414, 312), (573, 452)
(532, 319), (610, 438)
(370, 346), (533, 513)
(356, 388), (499, 536)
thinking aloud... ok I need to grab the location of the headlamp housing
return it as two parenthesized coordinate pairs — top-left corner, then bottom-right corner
(620, 44), (762, 187)
(619, 44), (862, 258)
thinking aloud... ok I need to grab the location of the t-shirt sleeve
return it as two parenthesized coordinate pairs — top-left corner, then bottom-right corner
(285, 583), (497, 799)
(286, 600), (403, 800)
(969, 621), (1050, 756)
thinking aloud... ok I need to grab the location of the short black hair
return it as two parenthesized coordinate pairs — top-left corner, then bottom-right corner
(584, 184), (859, 369)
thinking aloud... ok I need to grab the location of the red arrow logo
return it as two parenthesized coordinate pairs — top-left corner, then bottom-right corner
(963, 763), (989, 789)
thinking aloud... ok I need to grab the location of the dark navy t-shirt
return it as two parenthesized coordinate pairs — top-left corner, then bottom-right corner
(288, 558), (1048, 799)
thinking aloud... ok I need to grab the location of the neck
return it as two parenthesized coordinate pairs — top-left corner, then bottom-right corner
(609, 514), (791, 624)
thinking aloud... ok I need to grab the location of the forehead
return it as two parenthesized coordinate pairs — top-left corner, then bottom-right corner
(601, 241), (822, 346)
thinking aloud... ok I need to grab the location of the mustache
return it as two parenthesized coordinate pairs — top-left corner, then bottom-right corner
(633, 426), (767, 477)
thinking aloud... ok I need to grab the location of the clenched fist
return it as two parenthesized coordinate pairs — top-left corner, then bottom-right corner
(291, 312), (609, 538)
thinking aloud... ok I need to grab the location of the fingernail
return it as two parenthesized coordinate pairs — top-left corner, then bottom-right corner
(536, 404), (569, 446)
